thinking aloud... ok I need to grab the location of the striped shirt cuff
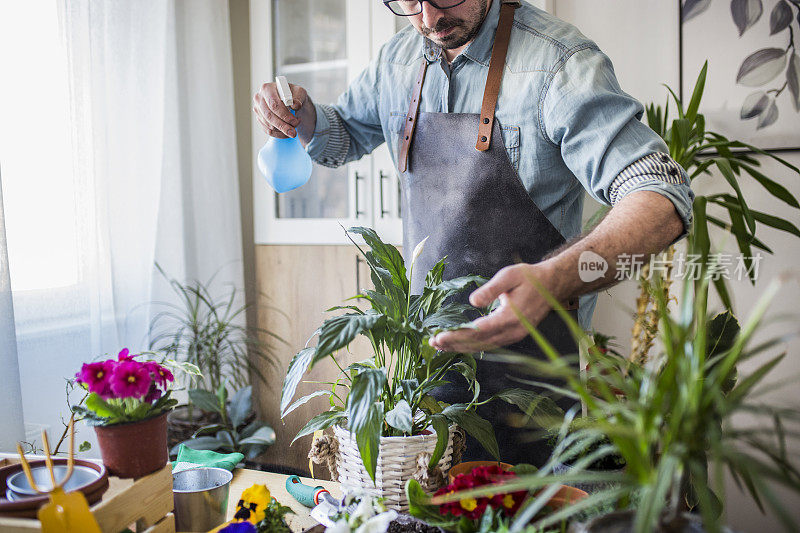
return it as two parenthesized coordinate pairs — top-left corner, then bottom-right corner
(609, 152), (695, 241)
(305, 103), (351, 168)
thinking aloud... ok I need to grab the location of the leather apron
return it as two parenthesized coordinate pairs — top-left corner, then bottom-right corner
(397, 0), (580, 466)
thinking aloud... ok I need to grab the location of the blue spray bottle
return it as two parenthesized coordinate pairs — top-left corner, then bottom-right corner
(258, 76), (313, 193)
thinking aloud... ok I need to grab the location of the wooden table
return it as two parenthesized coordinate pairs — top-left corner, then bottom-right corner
(226, 469), (340, 532)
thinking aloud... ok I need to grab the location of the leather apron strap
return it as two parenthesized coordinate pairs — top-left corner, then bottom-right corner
(398, 0), (520, 171)
(476, 0), (519, 151)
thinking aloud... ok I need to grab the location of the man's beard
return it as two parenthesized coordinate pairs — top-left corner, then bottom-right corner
(420, 0), (488, 50)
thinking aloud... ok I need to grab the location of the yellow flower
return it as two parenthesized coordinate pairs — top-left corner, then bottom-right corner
(460, 498), (477, 511)
(502, 494), (515, 508)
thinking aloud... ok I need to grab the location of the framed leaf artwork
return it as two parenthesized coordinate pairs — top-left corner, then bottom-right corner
(680, 0), (800, 152)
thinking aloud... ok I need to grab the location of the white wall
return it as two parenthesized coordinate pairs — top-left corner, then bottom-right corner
(553, 1), (800, 530)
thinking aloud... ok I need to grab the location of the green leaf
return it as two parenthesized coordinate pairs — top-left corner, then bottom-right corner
(418, 394), (443, 414)
(216, 380), (228, 407)
(712, 196), (800, 238)
(191, 424), (226, 439)
(228, 386), (252, 429)
(386, 399), (413, 434)
(716, 158), (756, 232)
(292, 410), (347, 444)
(348, 226), (408, 294)
(173, 436), (226, 454)
(282, 390), (330, 418)
(400, 379), (419, 404)
(346, 367), (387, 432)
(315, 312), (385, 363)
(356, 401), (384, 483)
(189, 388), (223, 414)
(238, 425), (276, 447)
(84, 393), (121, 419)
(280, 347), (315, 415)
(442, 404), (499, 460)
(706, 311), (740, 357)
(429, 414), (449, 469)
(406, 479), (459, 528)
(78, 441), (91, 452)
(738, 163), (800, 209)
(686, 61), (707, 124)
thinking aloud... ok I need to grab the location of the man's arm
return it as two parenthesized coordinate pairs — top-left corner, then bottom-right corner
(429, 190), (682, 353)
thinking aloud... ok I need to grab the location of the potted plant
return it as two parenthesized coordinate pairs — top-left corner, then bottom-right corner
(170, 383), (276, 464)
(147, 265), (282, 449)
(613, 62), (800, 363)
(280, 227), (537, 510)
(433, 260), (800, 532)
(72, 348), (194, 478)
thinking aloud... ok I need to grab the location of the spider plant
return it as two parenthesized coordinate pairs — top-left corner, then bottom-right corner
(147, 264), (281, 394)
(433, 254), (800, 532)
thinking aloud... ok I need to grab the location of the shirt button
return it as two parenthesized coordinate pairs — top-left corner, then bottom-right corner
(660, 154), (670, 163)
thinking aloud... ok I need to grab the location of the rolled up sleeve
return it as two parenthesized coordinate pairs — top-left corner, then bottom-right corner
(541, 46), (694, 241)
(305, 48), (386, 168)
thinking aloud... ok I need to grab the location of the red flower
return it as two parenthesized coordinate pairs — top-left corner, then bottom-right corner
(110, 360), (152, 399)
(436, 464), (526, 520)
(117, 348), (135, 361)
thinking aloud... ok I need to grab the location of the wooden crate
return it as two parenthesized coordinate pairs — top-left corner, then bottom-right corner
(0, 457), (175, 533)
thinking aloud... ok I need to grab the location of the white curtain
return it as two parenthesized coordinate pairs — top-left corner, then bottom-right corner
(0, 0), (243, 454)
(0, 174), (26, 451)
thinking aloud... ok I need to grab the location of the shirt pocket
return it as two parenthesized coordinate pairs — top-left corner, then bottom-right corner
(389, 111), (406, 158)
(500, 125), (520, 173)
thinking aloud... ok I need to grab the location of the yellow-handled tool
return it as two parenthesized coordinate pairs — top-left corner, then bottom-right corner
(15, 418), (102, 533)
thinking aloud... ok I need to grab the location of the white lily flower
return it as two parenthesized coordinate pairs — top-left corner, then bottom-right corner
(349, 496), (376, 526)
(354, 510), (398, 533)
(411, 236), (429, 270)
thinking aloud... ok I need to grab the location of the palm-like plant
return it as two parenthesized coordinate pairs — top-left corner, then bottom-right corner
(590, 62), (800, 363)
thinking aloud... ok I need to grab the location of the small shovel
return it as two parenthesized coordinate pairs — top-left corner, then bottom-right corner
(15, 419), (102, 533)
(285, 475), (356, 527)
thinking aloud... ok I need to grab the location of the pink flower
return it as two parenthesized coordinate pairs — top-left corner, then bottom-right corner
(145, 361), (174, 388)
(76, 361), (115, 399)
(110, 360), (152, 399)
(117, 348), (134, 361)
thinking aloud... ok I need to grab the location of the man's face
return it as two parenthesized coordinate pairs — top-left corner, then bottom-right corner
(405, 0), (489, 50)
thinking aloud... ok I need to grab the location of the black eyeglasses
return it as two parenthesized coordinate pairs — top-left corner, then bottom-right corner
(383, 0), (468, 16)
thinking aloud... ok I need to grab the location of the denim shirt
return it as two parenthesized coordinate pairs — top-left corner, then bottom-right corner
(306, 0), (695, 329)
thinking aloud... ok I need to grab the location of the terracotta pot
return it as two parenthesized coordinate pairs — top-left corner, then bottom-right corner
(94, 411), (169, 478)
(448, 460), (514, 484)
(536, 483), (588, 511)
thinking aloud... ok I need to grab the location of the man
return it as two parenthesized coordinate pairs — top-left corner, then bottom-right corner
(253, 0), (694, 464)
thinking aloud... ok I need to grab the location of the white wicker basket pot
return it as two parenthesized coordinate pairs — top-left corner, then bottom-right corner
(332, 423), (456, 511)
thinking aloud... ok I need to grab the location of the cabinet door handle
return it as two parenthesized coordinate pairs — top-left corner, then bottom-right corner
(396, 175), (402, 218)
(378, 170), (389, 218)
(355, 255), (362, 291)
(354, 171), (365, 218)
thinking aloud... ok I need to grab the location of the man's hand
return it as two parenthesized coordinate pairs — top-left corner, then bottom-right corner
(429, 262), (565, 353)
(252, 82), (316, 146)
(429, 190), (685, 354)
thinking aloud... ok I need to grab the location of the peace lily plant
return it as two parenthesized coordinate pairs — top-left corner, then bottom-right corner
(280, 227), (537, 482)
